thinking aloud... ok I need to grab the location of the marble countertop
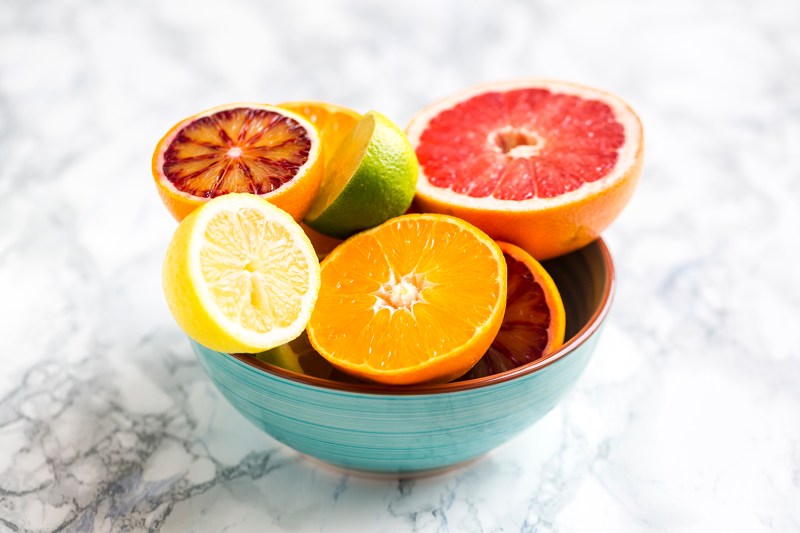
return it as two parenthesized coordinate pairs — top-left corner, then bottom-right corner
(1, 0), (799, 531)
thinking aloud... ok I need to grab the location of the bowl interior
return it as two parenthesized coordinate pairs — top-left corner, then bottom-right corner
(230, 238), (613, 393)
(544, 238), (610, 342)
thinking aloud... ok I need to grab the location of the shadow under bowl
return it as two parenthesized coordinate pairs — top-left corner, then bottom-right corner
(192, 238), (615, 474)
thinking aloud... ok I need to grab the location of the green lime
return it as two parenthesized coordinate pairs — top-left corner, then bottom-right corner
(303, 111), (418, 238)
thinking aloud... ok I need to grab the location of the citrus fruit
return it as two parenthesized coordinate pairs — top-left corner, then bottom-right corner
(299, 221), (343, 258)
(153, 103), (323, 221)
(162, 193), (320, 353)
(461, 241), (566, 380)
(278, 101), (360, 164)
(303, 111), (418, 239)
(407, 79), (644, 260)
(254, 331), (334, 379)
(250, 331), (364, 384)
(306, 213), (507, 385)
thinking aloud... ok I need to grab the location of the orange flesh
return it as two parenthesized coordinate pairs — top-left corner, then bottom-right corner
(162, 107), (312, 197)
(308, 216), (505, 376)
(279, 102), (360, 164)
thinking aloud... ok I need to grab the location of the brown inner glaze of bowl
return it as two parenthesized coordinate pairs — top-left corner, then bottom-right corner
(228, 238), (615, 395)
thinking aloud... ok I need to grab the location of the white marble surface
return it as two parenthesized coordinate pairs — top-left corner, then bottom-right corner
(1, 0), (799, 531)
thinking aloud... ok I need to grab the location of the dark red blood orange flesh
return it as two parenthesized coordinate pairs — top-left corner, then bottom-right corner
(460, 251), (555, 380)
(415, 89), (625, 200)
(163, 107), (312, 198)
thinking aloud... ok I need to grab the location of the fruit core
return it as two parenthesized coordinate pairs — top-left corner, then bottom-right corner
(375, 272), (428, 311)
(490, 127), (544, 158)
(162, 107), (312, 198)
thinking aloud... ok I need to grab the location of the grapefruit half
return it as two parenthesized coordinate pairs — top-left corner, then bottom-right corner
(407, 80), (644, 259)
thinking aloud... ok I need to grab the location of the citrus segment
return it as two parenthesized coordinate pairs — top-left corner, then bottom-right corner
(461, 242), (566, 380)
(304, 111), (418, 239)
(153, 104), (323, 221)
(278, 101), (360, 164)
(163, 193), (320, 353)
(407, 80), (643, 259)
(306, 214), (506, 385)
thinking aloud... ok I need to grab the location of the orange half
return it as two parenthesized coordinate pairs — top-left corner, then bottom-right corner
(306, 214), (507, 385)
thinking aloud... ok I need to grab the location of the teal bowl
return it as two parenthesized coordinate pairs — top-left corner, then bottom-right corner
(192, 238), (614, 474)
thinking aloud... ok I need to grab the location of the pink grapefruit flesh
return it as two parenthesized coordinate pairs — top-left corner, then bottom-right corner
(415, 88), (626, 200)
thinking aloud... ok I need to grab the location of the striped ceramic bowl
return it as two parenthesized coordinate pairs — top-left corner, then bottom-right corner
(192, 238), (614, 474)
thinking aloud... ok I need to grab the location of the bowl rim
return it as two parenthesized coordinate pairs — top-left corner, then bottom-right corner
(226, 238), (615, 395)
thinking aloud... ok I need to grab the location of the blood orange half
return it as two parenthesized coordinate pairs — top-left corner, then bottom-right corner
(407, 80), (643, 259)
(461, 241), (565, 380)
(153, 104), (323, 221)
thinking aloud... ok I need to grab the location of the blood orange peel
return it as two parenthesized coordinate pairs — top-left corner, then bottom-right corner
(462, 241), (565, 380)
(407, 79), (644, 259)
(153, 103), (323, 221)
